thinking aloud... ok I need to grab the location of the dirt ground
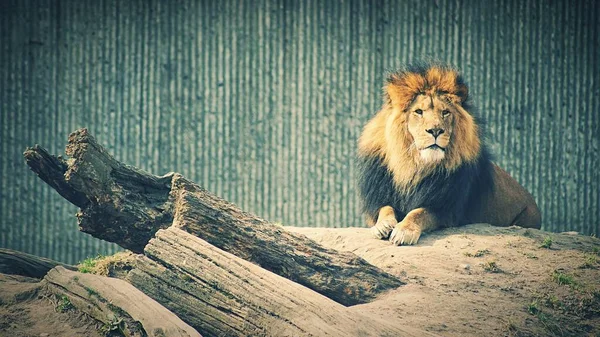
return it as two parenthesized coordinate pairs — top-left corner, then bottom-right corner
(0, 274), (102, 337)
(290, 224), (600, 337)
(1, 223), (599, 337)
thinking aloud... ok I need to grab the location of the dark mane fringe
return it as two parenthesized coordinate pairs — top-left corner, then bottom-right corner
(357, 148), (494, 227)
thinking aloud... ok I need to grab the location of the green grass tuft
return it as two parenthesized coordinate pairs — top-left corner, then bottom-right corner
(543, 294), (561, 309)
(77, 254), (105, 274)
(482, 261), (501, 273)
(540, 237), (553, 249)
(552, 270), (576, 286)
(527, 301), (540, 315)
(580, 254), (598, 269)
(57, 295), (74, 312)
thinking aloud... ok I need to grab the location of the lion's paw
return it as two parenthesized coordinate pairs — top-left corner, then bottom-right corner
(370, 219), (396, 240)
(389, 221), (422, 246)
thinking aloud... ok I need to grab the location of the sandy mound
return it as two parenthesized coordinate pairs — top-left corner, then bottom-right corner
(289, 224), (600, 336)
(1, 223), (599, 336)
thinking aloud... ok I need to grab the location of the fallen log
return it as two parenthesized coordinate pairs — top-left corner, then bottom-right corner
(123, 227), (425, 337)
(0, 248), (76, 278)
(44, 266), (201, 337)
(24, 128), (403, 306)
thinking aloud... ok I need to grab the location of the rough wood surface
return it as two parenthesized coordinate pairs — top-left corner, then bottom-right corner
(169, 174), (403, 306)
(25, 128), (403, 306)
(126, 227), (427, 337)
(24, 129), (175, 253)
(45, 266), (201, 337)
(0, 248), (76, 278)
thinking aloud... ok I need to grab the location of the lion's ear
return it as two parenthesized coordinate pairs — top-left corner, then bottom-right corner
(456, 83), (468, 103)
(384, 82), (406, 110)
(384, 72), (426, 111)
(446, 83), (469, 106)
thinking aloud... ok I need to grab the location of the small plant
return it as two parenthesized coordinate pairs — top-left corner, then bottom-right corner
(464, 249), (490, 257)
(78, 254), (105, 274)
(592, 246), (600, 256)
(536, 311), (563, 336)
(524, 298), (565, 335)
(580, 254), (598, 269)
(527, 301), (540, 315)
(543, 294), (561, 309)
(482, 261), (501, 273)
(552, 270), (575, 286)
(57, 295), (74, 312)
(99, 317), (125, 336)
(540, 237), (553, 249)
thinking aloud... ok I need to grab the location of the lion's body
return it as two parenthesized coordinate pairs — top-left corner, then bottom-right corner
(466, 163), (541, 228)
(358, 64), (541, 245)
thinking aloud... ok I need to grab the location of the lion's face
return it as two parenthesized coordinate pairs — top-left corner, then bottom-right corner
(359, 65), (482, 188)
(405, 94), (456, 164)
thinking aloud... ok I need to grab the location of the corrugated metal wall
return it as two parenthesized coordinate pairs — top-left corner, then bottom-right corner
(1, 0), (598, 264)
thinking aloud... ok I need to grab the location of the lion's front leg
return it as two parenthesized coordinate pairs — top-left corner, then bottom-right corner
(370, 206), (398, 239)
(389, 208), (438, 246)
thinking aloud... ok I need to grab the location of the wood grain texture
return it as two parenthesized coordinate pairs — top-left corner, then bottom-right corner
(25, 129), (175, 253)
(0, 248), (76, 278)
(127, 227), (425, 337)
(170, 173), (404, 306)
(45, 266), (201, 337)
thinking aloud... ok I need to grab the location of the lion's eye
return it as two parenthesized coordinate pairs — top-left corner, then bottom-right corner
(442, 110), (450, 117)
(415, 109), (423, 115)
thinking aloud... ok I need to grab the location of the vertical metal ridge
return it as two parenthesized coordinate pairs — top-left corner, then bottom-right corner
(0, 1), (8, 250)
(591, 0), (600, 237)
(24, 0), (34, 256)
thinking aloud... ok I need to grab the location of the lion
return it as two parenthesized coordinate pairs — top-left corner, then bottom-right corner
(357, 63), (541, 246)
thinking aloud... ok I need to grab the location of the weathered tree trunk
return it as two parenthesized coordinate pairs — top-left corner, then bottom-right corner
(24, 132), (174, 253)
(0, 248), (76, 278)
(122, 227), (425, 337)
(44, 266), (201, 337)
(24, 128), (403, 306)
(168, 173), (402, 306)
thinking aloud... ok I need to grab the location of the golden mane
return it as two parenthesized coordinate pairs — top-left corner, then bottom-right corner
(358, 65), (481, 189)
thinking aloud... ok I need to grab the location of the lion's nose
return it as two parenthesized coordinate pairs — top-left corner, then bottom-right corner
(426, 128), (445, 138)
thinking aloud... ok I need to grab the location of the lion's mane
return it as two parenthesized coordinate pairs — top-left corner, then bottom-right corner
(357, 63), (494, 227)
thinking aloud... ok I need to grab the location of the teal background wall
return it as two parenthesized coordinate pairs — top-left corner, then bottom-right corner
(1, 0), (598, 264)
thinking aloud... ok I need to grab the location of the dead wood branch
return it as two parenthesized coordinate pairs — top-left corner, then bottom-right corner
(24, 128), (403, 306)
(0, 248), (76, 278)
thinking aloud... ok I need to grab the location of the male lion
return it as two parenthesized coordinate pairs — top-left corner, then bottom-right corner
(358, 64), (541, 246)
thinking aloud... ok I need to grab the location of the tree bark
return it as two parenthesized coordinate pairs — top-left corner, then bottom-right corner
(124, 227), (425, 337)
(24, 130), (175, 253)
(0, 248), (76, 278)
(24, 128), (403, 306)
(45, 266), (201, 337)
